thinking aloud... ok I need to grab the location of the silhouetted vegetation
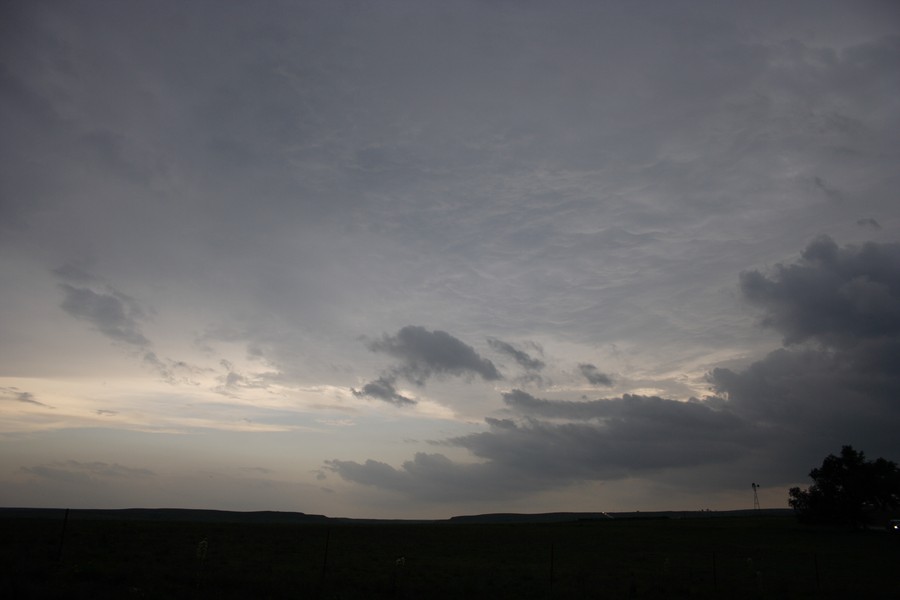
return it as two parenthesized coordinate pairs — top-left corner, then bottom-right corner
(2, 510), (899, 598)
(789, 445), (900, 527)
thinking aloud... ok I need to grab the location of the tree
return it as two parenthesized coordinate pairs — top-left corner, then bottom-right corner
(788, 445), (900, 526)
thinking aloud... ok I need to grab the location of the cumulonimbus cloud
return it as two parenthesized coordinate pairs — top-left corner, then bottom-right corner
(711, 235), (900, 455)
(332, 237), (900, 501)
(738, 235), (900, 347)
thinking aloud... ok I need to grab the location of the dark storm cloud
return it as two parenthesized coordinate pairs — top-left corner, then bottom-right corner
(59, 283), (150, 347)
(326, 454), (544, 502)
(487, 338), (545, 371)
(330, 390), (758, 500)
(501, 389), (741, 430)
(578, 363), (613, 386)
(367, 326), (501, 385)
(352, 375), (416, 407)
(711, 236), (900, 466)
(332, 237), (900, 500)
(739, 235), (900, 346)
(451, 406), (753, 475)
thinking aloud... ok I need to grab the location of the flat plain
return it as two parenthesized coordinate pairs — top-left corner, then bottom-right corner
(2, 510), (898, 599)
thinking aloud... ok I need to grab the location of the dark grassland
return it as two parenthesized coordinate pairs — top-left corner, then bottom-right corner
(2, 513), (898, 599)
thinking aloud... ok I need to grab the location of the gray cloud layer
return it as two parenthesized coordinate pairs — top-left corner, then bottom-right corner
(2, 1), (899, 515)
(332, 237), (900, 501)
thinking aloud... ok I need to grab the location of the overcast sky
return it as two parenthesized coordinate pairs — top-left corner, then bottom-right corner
(2, 1), (899, 519)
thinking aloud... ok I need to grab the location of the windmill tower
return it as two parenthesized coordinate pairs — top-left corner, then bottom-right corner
(752, 483), (761, 510)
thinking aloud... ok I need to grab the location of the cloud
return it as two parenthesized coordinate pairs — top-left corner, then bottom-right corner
(143, 351), (209, 386)
(856, 218), (881, 230)
(332, 237), (900, 502)
(487, 338), (545, 372)
(711, 236), (900, 459)
(3, 0), (899, 516)
(55, 269), (211, 385)
(213, 359), (274, 397)
(739, 235), (900, 347)
(367, 326), (502, 385)
(1, 387), (53, 408)
(331, 388), (758, 500)
(59, 283), (150, 347)
(22, 460), (155, 485)
(52, 263), (97, 284)
(352, 375), (416, 407)
(578, 363), (613, 386)
(326, 454), (534, 502)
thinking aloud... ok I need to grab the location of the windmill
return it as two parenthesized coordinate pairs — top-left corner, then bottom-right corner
(751, 483), (761, 510)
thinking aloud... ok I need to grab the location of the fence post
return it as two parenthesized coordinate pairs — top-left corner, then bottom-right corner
(813, 553), (820, 592)
(56, 508), (70, 563)
(549, 542), (554, 597)
(712, 552), (717, 595)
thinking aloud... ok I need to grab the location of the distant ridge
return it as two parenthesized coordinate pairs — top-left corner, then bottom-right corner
(0, 508), (331, 524)
(450, 509), (793, 523)
(1, 507), (792, 524)
(448, 512), (615, 523)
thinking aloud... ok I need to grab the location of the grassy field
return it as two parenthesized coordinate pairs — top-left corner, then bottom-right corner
(2, 512), (898, 598)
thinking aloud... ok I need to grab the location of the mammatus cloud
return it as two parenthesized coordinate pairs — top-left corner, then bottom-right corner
(578, 363), (613, 386)
(331, 237), (900, 502)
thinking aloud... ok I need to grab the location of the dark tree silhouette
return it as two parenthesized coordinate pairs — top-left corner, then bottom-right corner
(788, 445), (900, 526)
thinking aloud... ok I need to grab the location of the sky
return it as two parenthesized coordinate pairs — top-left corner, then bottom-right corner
(1, 1), (899, 519)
